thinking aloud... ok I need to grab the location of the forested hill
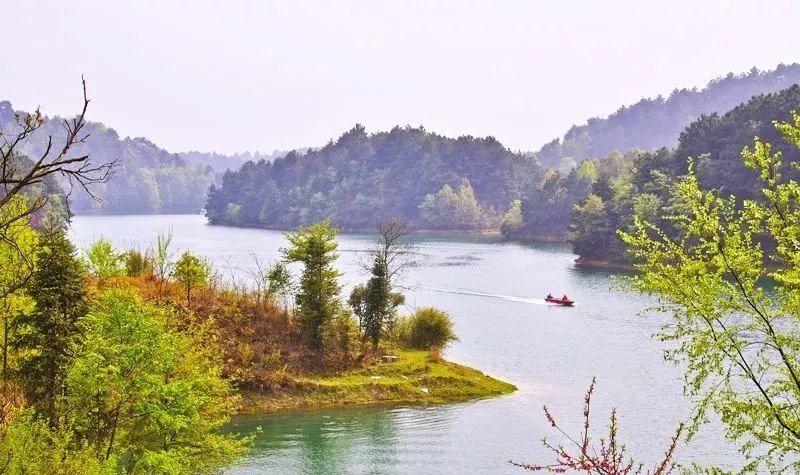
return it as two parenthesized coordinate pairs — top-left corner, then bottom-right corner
(0, 101), (245, 214)
(535, 63), (800, 169)
(205, 125), (540, 230)
(565, 84), (800, 265)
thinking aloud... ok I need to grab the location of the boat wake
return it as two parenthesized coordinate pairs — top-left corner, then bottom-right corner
(409, 285), (548, 305)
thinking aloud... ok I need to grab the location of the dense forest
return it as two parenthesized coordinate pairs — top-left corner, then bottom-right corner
(534, 63), (800, 170)
(206, 125), (540, 230)
(8, 64), (795, 223)
(0, 101), (248, 214)
(207, 64), (800, 234)
(559, 84), (800, 265)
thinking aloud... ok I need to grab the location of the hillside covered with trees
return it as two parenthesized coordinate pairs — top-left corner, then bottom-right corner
(0, 101), (244, 214)
(563, 84), (800, 265)
(205, 125), (540, 230)
(207, 64), (800, 236)
(534, 63), (800, 170)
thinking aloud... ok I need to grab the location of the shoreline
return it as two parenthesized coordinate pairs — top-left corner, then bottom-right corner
(207, 219), (504, 236)
(573, 257), (635, 271)
(236, 349), (516, 415)
(76, 213), (633, 272)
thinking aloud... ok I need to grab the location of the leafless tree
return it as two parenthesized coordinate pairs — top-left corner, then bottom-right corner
(360, 217), (416, 285)
(1, 77), (116, 215)
(0, 78), (116, 300)
(351, 218), (416, 347)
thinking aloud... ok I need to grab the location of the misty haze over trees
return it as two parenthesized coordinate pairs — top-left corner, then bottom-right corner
(0, 101), (262, 214)
(5, 64), (800, 232)
(560, 84), (800, 265)
(206, 64), (800, 233)
(534, 63), (800, 170)
(205, 124), (539, 230)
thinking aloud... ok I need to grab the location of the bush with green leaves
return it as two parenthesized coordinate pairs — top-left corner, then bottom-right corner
(396, 307), (457, 351)
(323, 310), (359, 357)
(83, 237), (123, 279)
(0, 409), (114, 475)
(122, 250), (153, 277)
(171, 251), (212, 307)
(66, 288), (245, 473)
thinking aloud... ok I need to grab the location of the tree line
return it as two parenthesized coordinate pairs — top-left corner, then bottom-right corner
(0, 100), (240, 214)
(205, 124), (540, 230)
(505, 84), (800, 265)
(205, 64), (800, 240)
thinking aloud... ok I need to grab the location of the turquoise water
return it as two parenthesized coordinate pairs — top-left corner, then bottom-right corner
(69, 214), (738, 474)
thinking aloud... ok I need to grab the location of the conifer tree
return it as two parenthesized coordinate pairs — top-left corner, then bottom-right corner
(283, 221), (341, 351)
(14, 227), (87, 423)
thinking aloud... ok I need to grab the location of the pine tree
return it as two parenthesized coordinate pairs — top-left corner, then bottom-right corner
(362, 259), (390, 349)
(283, 221), (342, 351)
(14, 228), (87, 423)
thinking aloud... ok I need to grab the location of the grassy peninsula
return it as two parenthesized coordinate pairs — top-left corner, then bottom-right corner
(240, 349), (515, 413)
(94, 220), (516, 418)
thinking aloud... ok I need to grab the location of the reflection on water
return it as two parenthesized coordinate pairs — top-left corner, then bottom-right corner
(70, 214), (739, 474)
(227, 406), (459, 474)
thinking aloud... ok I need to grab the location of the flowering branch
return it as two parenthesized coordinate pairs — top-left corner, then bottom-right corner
(510, 378), (684, 474)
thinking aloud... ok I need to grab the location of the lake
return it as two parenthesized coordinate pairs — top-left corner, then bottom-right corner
(69, 214), (738, 474)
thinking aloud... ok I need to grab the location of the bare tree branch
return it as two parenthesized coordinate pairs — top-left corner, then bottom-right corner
(0, 78), (116, 301)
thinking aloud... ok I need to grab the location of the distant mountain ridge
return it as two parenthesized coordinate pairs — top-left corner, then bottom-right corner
(205, 63), (800, 233)
(178, 149), (299, 175)
(535, 63), (800, 169)
(0, 100), (277, 214)
(5, 63), (799, 219)
(565, 83), (800, 265)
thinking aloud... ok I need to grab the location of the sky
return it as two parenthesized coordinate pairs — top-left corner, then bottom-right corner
(2, 1), (800, 155)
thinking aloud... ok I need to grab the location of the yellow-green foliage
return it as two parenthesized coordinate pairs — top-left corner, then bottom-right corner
(83, 237), (124, 279)
(395, 307), (458, 350)
(171, 250), (211, 306)
(241, 349), (515, 413)
(619, 111), (800, 472)
(66, 288), (246, 474)
(0, 409), (116, 475)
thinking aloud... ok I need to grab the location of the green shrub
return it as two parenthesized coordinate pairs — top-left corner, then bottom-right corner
(324, 310), (359, 355)
(83, 237), (123, 279)
(122, 250), (154, 277)
(396, 307), (457, 350)
(0, 409), (115, 474)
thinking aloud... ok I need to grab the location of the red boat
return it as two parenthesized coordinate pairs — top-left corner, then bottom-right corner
(545, 296), (575, 306)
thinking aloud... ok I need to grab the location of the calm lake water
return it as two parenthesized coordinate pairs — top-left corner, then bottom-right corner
(69, 214), (739, 474)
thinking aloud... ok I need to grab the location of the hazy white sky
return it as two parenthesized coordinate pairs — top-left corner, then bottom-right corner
(2, 1), (800, 154)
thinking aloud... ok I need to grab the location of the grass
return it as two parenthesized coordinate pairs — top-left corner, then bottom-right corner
(239, 349), (516, 413)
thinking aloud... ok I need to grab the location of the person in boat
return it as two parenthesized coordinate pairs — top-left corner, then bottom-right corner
(546, 293), (553, 299)
(562, 294), (569, 301)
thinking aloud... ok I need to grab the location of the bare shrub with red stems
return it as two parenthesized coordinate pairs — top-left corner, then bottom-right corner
(510, 378), (684, 474)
